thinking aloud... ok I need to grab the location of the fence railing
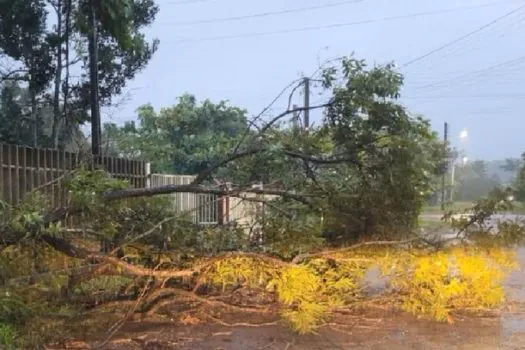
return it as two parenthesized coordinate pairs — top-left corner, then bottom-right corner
(149, 174), (219, 225)
(0, 143), (276, 230)
(0, 143), (147, 207)
(149, 175), (275, 230)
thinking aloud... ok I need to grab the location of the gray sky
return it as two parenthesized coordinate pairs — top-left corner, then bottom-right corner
(107, 0), (525, 160)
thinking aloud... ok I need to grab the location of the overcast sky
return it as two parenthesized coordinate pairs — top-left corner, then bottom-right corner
(106, 0), (525, 160)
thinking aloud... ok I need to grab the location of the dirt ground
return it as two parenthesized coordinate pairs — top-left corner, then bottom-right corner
(68, 248), (525, 350)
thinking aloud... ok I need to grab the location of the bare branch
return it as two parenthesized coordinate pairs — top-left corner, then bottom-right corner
(0, 69), (28, 83)
(232, 78), (304, 155)
(192, 148), (263, 185)
(282, 149), (360, 165)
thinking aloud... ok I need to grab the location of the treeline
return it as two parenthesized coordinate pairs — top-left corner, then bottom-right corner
(0, 0), (159, 150)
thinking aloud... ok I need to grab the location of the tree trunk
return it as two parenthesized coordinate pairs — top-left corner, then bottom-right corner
(31, 90), (37, 147)
(61, 0), (72, 150)
(88, 0), (101, 156)
(52, 0), (63, 149)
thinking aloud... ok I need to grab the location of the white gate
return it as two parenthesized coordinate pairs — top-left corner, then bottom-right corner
(149, 174), (219, 225)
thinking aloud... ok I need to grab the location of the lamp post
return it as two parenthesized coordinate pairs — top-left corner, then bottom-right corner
(450, 129), (468, 202)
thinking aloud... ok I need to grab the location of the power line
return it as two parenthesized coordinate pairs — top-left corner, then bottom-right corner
(407, 66), (525, 89)
(404, 94), (525, 100)
(168, 2), (509, 44)
(161, 0), (366, 26)
(399, 3), (525, 69)
(401, 8), (525, 77)
(160, 0), (212, 5)
(414, 54), (525, 89)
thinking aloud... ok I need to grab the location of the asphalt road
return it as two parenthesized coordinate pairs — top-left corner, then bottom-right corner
(421, 213), (525, 224)
(420, 213), (525, 240)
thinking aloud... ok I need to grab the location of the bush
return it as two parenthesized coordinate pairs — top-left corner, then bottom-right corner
(202, 246), (517, 333)
(387, 246), (517, 322)
(0, 323), (18, 349)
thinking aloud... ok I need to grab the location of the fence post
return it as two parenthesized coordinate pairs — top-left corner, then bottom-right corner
(225, 182), (232, 225)
(145, 162), (151, 188)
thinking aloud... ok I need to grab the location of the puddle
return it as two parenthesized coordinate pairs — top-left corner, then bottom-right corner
(506, 247), (525, 303)
(501, 247), (525, 342)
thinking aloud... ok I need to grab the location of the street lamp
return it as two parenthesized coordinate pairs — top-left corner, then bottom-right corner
(450, 129), (469, 203)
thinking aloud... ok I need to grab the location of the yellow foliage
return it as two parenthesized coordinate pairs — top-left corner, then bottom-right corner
(200, 246), (517, 333)
(206, 256), (276, 292)
(268, 265), (327, 333)
(389, 246), (516, 321)
(205, 255), (368, 333)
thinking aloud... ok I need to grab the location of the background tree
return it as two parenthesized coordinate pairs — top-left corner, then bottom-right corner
(0, 0), (55, 147)
(106, 94), (249, 174)
(453, 160), (502, 202)
(0, 82), (52, 147)
(0, 0), (159, 150)
(512, 152), (525, 202)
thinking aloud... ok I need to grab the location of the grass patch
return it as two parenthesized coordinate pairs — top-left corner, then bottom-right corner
(422, 202), (474, 215)
(0, 323), (17, 350)
(418, 218), (448, 231)
(424, 201), (525, 216)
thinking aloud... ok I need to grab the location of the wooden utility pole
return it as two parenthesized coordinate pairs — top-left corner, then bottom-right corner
(303, 77), (310, 131)
(88, 0), (101, 156)
(441, 122), (449, 210)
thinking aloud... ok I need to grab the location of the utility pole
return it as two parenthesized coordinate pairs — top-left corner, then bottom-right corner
(303, 77), (310, 131)
(88, 0), (101, 156)
(441, 122), (449, 210)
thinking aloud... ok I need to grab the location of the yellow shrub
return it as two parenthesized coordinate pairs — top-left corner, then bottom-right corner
(205, 255), (367, 333)
(201, 247), (517, 333)
(390, 247), (516, 321)
(206, 256), (275, 291)
(268, 265), (326, 334)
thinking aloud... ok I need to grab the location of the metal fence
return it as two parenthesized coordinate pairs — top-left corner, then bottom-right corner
(149, 174), (219, 225)
(0, 143), (274, 230)
(0, 143), (148, 207)
(148, 175), (273, 228)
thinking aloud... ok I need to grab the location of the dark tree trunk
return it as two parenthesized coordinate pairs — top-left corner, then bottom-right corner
(88, 0), (101, 156)
(52, 0), (63, 149)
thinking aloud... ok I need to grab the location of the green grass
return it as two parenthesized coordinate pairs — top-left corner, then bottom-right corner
(423, 201), (525, 216)
(0, 323), (18, 350)
(422, 201), (474, 215)
(508, 202), (525, 214)
(418, 217), (450, 232)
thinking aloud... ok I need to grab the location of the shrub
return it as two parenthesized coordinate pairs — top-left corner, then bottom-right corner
(202, 246), (516, 332)
(389, 247), (517, 322)
(0, 323), (18, 349)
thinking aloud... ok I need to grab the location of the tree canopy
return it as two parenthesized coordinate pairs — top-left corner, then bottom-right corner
(105, 57), (445, 244)
(105, 94), (249, 174)
(0, 0), (159, 149)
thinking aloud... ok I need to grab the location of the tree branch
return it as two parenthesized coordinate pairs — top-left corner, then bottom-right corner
(192, 148), (263, 184)
(0, 69), (28, 83)
(282, 149), (360, 165)
(102, 183), (314, 207)
(231, 78), (304, 155)
(192, 102), (334, 185)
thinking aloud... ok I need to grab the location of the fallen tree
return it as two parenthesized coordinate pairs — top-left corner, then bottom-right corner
(2, 56), (524, 348)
